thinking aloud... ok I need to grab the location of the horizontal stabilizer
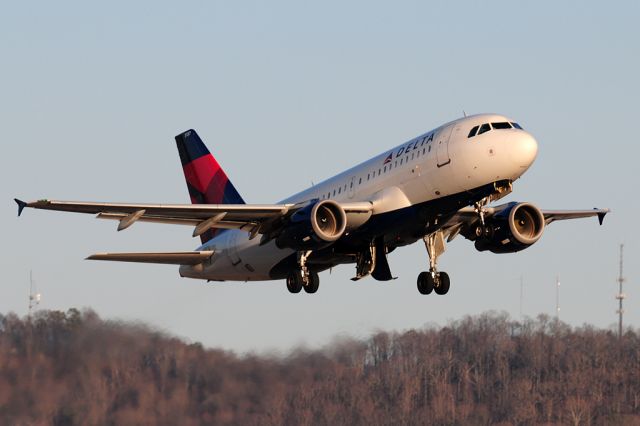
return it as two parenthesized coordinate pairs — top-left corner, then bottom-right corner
(86, 251), (214, 265)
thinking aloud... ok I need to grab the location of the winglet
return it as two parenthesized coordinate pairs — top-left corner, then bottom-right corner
(14, 198), (28, 217)
(596, 208), (609, 226)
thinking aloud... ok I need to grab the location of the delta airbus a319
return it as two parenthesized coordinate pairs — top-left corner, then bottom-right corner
(16, 114), (609, 295)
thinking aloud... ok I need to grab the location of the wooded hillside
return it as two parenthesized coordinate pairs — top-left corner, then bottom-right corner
(1, 309), (638, 425)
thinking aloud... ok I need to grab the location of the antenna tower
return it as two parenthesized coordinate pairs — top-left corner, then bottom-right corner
(616, 244), (625, 339)
(28, 270), (41, 319)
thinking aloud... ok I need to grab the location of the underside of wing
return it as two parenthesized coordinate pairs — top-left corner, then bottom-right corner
(86, 251), (214, 265)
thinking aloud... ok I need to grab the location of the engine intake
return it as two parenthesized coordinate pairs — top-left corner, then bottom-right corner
(275, 200), (347, 250)
(474, 202), (545, 254)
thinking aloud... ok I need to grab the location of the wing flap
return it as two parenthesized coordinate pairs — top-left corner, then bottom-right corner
(86, 251), (214, 265)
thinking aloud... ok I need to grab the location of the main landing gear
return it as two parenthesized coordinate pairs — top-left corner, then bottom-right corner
(286, 250), (320, 294)
(417, 231), (451, 295)
(473, 197), (494, 239)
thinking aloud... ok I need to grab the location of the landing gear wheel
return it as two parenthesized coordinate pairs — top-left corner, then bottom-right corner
(304, 272), (320, 294)
(434, 272), (450, 295)
(417, 271), (434, 295)
(286, 271), (303, 294)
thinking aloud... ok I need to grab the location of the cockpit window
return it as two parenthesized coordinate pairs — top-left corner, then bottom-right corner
(477, 123), (491, 135)
(491, 122), (512, 129)
(511, 122), (523, 129)
(468, 125), (479, 138)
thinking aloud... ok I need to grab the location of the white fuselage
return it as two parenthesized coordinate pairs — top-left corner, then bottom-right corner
(179, 114), (538, 281)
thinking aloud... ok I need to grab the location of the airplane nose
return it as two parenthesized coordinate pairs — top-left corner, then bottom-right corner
(509, 133), (538, 168)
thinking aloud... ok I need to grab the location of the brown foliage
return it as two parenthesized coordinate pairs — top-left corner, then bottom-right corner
(0, 310), (639, 425)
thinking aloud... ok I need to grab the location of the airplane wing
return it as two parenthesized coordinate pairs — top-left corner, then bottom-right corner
(440, 204), (610, 242)
(539, 209), (609, 225)
(87, 251), (214, 265)
(14, 198), (373, 238)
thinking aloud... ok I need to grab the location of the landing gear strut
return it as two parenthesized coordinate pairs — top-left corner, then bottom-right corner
(297, 250), (312, 285)
(473, 197), (494, 239)
(417, 231), (450, 295)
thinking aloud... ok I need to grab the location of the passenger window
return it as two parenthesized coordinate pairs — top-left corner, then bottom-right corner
(338, 187), (341, 194)
(491, 122), (512, 129)
(333, 190), (336, 196)
(468, 125), (479, 138)
(478, 123), (491, 135)
(511, 122), (523, 129)
(422, 148), (425, 154)
(367, 173), (370, 180)
(359, 177), (362, 184)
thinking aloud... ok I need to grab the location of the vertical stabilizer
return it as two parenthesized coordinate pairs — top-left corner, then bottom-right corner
(175, 129), (245, 243)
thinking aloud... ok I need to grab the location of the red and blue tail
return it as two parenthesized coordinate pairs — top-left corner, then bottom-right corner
(175, 129), (245, 243)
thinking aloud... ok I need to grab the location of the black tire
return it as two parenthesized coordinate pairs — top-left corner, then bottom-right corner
(304, 272), (320, 294)
(286, 271), (303, 294)
(417, 271), (433, 295)
(434, 272), (450, 295)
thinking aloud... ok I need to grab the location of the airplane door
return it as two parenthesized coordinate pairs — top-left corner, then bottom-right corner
(436, 125), (453, 167)
(348, 176), (356, 199)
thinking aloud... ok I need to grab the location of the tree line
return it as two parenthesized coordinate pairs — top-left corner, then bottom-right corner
(0, 309), (639, 425)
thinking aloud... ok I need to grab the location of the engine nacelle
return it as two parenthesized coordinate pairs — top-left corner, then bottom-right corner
(275, 200), (347, 250)
(474, 202), (545, 254)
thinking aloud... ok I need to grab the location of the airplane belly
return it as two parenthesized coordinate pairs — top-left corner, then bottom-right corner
(197, 232), (293, 281)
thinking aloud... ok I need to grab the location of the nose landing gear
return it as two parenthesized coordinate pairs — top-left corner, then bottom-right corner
(417, 231), (451, 295)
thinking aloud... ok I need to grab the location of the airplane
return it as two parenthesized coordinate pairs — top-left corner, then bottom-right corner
(15, 113), (609, 295)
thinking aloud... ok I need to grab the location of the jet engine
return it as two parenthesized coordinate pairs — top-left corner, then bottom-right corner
(275, 200), (347, 250)
(473, 202), (545, 254)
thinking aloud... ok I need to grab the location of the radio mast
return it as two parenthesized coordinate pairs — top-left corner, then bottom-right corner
(28, 270), (41, 320)
(616, 244), (625, 339)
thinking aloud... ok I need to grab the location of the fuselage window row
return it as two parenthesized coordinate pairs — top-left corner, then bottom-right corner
(324, 133), (437, 200)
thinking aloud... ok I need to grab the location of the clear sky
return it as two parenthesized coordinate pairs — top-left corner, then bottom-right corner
(2, 1), (638, 353)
